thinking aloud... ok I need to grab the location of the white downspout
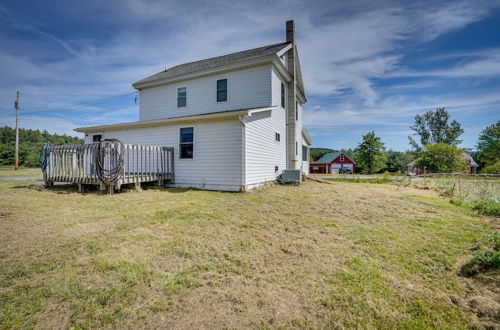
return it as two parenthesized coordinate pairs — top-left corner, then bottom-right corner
(238, 115), (247, 191)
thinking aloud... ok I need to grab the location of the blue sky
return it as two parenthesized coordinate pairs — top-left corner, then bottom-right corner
(0, 0), (499, 151)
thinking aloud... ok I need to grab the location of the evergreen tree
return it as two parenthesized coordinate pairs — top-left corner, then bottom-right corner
(385, 150), (407, 173)
(0, 126), (83, 167)
(354, 131), (387, 174)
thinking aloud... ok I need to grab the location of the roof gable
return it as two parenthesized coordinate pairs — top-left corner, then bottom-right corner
(315, 152), (354, 164)
(133, 42), (290, 88)
(316, 152), (341, 163)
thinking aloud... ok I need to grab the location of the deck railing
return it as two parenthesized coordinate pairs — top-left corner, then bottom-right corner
(42, 141), (174, 190)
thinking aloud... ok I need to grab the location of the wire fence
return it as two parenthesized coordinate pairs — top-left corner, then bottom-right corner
(400, 174), (500, 203)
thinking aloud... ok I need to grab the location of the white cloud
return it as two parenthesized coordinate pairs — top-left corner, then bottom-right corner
(0, 0), (499, 139)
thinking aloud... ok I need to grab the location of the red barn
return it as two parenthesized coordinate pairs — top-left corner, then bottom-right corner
(310, 152), (356, 174)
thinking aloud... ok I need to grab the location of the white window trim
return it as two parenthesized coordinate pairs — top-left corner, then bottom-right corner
(340, 154), (344, 161)
(179, 126), (195, 160)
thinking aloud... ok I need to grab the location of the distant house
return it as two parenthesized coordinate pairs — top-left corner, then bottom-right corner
(309, 152), (355, 174)
(74, 20), (311, 192)
(407, 152), (478, 175)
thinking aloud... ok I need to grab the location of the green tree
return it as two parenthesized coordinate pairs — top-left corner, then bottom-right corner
(354, 131), (387, 174)
(310, 148), (337, 161)
(385, 150), (407, 173)
(0, 126), (83, 167)
(416, 143), (467, 173)
(409, 108), (464, 150)
(475, 121), (500, 173)
(481, 161), (500, 174)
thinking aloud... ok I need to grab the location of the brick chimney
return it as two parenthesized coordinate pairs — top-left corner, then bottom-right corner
(286, 20), (295, 43)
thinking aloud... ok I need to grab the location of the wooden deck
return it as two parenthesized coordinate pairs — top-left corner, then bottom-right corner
(41, 141), (174, 192)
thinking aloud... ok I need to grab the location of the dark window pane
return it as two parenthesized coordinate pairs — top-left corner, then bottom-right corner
(180, 143), (193, 159)
(302, 146), (308, 161)
(93, 134), (102, 143)
(217, 79), (227, 91)
(180, 127), (193, 143)
(217, 90), (227, 102)
(178, 87), (187, 107)
(217, 79), (227, 102)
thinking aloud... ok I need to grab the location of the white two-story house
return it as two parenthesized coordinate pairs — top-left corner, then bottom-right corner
(75, 20), (311, 191)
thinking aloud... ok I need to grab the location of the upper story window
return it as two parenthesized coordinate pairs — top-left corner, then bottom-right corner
(177, 87), (186, 107)
(302, 146), (308, 161)
(217, 79), (227, 102)
(281, 82), (285, 108)
(275, 132), (281, 142)
(179, 127), (194, 159)
(340, 154), (344, 161)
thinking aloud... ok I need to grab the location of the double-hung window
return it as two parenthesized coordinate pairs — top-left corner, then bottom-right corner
(179, 127), (194, 159)
(281, 82), (285, 108)
(302, 146), (308, 161)
(177, 87), (186, 107)
(340, 154), (344, 161)
(217, 79), (227, 102)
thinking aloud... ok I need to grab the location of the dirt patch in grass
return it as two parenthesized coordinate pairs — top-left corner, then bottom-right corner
(0, 181), (497, 328)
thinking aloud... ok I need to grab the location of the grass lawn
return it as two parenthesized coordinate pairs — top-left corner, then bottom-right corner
(0, 180), (498, 328)
(0, 168), (42, 178)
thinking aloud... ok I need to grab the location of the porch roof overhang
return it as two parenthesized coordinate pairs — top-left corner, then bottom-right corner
(75, 106), (275, 133)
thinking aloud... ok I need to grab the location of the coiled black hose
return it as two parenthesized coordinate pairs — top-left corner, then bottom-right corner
(95, 139), (125, 184)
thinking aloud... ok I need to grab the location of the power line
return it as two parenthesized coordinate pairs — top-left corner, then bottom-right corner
(21, 91), (137, 115)
(0, 92), (137, 118)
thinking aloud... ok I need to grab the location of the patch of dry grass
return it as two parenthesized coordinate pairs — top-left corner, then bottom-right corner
(0, 181), (496, 328)
(0, 168), (42, 177)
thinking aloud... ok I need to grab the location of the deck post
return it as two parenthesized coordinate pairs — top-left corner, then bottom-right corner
(169, 147), (175, 183)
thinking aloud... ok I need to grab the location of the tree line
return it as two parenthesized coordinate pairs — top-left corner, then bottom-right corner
(0, 126), (83, 167)
(311, 108), (500, 174)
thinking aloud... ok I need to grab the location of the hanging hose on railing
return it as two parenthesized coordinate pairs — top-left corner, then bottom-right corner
(39, 143), (51, 171)
(95, 139), (125, 185)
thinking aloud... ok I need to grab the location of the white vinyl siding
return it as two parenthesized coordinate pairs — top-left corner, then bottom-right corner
(271, 67), (286, 108)
(140, 64), (273, 121)
(244, 107), (287, 187)
(84, 119), (243, 191)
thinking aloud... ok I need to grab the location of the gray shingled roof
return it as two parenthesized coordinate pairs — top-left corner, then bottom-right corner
(133, 42), (291, 87)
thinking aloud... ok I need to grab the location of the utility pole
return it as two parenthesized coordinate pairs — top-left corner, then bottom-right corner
(14, 91), (20, 170)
